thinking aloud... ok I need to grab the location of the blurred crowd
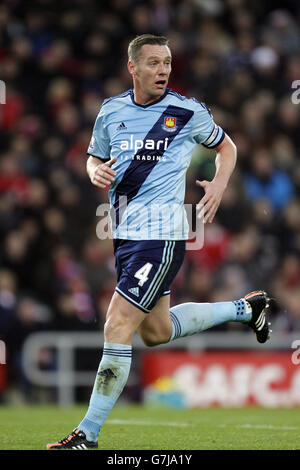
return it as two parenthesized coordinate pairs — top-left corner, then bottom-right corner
(1, 0), (300, 397)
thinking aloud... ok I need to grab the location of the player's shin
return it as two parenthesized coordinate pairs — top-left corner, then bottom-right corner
(77, 343), (132, 442)
(168, 300), (251, 341)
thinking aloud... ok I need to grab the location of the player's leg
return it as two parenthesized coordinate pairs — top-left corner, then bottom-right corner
(103, 290), (147, 344)
(47, 292), (146, 449)
(137, 239), (271, 346)
(138, 290), (271, 347)
(137, 293), (172, 346)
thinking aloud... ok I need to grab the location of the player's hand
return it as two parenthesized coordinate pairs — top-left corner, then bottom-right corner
(196, 179), (226, 223)
(91, 157), (117, 189)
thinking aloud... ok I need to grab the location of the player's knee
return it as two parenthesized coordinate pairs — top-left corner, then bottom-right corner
(105, 314), (126, 333)
(140, 330), (170, 347)
(140, 334), (157, 347)
(104, 312), (134, 343)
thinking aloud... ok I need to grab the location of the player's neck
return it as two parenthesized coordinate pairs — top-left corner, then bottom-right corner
(133, 88), (164, 106)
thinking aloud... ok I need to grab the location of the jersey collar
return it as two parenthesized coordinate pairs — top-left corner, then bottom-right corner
(130, 88), (169, 108)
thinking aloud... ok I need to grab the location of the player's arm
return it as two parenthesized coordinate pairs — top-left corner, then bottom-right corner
(196, 133), (237, 223)
(87, 155), (117, 189)
(86, 103), (117, 189)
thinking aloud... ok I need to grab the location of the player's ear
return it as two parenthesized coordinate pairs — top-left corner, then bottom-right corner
(127, 60), (135, 77)
(128, 60), (139, 77)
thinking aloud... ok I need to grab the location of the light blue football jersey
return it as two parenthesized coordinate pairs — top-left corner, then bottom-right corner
(87, 88), (225, 240)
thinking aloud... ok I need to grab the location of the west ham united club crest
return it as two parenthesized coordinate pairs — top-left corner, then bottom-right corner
(162, 116), (177, 132)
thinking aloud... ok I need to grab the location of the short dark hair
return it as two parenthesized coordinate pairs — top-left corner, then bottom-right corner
(128, 34), (169, 63)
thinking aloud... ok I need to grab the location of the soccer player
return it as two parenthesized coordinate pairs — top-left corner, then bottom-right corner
(47, 34), (271, 450)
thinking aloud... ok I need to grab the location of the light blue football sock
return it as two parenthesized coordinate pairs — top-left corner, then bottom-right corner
(169, 299), (252, 341)
(78, 343), (132, 442)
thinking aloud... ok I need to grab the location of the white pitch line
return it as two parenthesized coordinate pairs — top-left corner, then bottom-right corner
(106, 419), (189, 428)
(219, 424), (298, 431)
(107, 420), (298, 431)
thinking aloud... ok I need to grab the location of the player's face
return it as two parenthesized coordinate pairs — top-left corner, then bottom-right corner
(129, 44), (172, 105)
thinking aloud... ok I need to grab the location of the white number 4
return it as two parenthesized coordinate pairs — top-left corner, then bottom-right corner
(134, 263), (153, 287)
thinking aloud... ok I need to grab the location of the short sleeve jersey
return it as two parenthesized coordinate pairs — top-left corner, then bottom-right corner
(87, 88), (225, 240)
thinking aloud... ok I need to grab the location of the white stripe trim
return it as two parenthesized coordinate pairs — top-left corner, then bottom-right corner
(145, 242), (174, 307)
(115, 287), (150, 312)
(202, 124), (218, 146)
(144, 242), (175, 309)
(203, 128), (225, 148)
(140, 241), (169, 305)
(141, 241), (172, 308)
(255, 312), (265, 330)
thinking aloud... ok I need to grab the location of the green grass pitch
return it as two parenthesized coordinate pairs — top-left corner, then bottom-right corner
(0, 404), (299, 450)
